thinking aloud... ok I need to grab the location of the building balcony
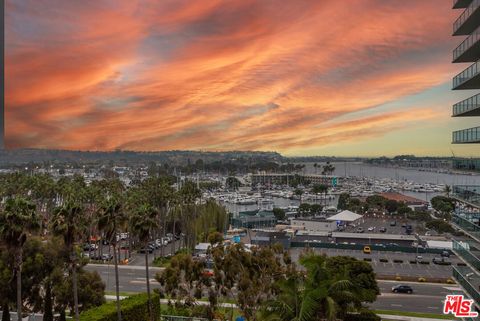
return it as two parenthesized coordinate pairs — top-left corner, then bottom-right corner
(453, 0), (480, 36)
(453, 266), (480, 308)
(453, 240), (480, 271)
(453, 93), (480, 116)
(452, 212), (480, 242)
(453, 25), (480, 62)
(454, 0), (474, 9)
(454, 186), (480, 207)
(453, 61), (480, 89)
(453, 127), (480, 144)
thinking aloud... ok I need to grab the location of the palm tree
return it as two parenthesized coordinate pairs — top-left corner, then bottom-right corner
(97, 196), (126, 321)
(262, 255), (363, 321)
(130, 203), (159, 321)
(444, 185), (452, 198)
(50, 200), (87, 321)
(0, 197), (40, 321)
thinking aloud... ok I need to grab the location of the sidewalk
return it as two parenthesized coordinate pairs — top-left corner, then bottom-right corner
(87, 263), (164, 271)
(378, 314), (453, 321)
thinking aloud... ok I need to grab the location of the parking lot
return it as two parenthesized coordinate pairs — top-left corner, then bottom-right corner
(343, 216), (424, 236)
(289, 247), (459, 278)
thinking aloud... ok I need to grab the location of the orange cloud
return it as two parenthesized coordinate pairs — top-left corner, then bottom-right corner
(5, 0), (459, 154)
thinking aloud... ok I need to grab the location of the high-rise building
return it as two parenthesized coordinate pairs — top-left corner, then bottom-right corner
(452, 0), (480, 144)
(450, 1), (480, 317)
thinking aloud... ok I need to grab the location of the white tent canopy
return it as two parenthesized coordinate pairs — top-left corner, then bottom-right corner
(326, 210), (363, 222)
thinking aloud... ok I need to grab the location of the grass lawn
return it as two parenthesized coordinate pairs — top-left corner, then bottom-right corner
(375, 309), (457, 320)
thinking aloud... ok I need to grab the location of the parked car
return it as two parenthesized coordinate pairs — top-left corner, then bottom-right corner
(139, 247), (154, 254)
(390, 221), (396, 226)
(101, 254), (113, 261)
(363, 246), (371, 254)
(367, 227), (375, 232)
(441, 250), (450, 258)
(379, 227), (387, 233)
(415, 255), (423, 262)
(392, 285), (413, 294)
(83, 243), (97, 251)
(433, 257), (450, 265)
(356, 227), (364, 233)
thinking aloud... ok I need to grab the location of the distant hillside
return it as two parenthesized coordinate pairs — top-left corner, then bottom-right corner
(0, 148), (283, 166)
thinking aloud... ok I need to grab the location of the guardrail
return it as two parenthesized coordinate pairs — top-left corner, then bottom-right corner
(453, 239), (480, 270)
(453, 93), (480, 116)
(453, 25), (480, 61)
(453, 61), (480, 88)
(453, 265), (480, 303)
(452, 213), (480, 241)
(453, 126), (480, 143)
(453, 0), (480, 34)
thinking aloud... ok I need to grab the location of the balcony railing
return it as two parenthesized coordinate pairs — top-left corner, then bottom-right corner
(452, 213), (480, 240)
(454, 0), (480, 34)
(453, 265), (480, 304)
(453, 93), (480, 116)
(454, 185), (480, 206)
(453, 61), (480, 88)
(453, 127), (480, 143)
(453, 239), (480, 270)
(453, 25), (480, 61)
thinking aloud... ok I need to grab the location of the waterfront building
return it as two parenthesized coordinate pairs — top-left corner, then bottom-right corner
(451, 1), (480, 312)
(251, 173), (341, 187)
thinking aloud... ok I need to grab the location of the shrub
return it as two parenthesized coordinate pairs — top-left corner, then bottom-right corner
(80, 293), (160, 321)
(457, 262), (467, 266)
(446, 279), (455, 284)
(363, 258), (372, 262)
(418, 277), (427, 282)
(393, 259), (403, 264)
(395, 275), (402, 281)
(419, 261), (430, 265)
(379, 258), (388, 263)
(409, 260), (417, 264)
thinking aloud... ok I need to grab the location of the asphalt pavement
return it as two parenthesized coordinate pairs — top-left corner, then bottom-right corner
(289, 247), (458, 279)
(86, 261), (463, 314)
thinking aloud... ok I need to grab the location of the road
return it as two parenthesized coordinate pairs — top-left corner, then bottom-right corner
(86, 263), (462, 314)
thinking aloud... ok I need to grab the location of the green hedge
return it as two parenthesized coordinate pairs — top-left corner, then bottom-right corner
(80, 293), (160, 321)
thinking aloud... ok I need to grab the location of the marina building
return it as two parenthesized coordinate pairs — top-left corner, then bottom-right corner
(251, 173), (341, 187)
(451, 1), (480, 313)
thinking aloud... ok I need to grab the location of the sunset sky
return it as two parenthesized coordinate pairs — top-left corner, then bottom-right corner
(5, 0), (480, 156)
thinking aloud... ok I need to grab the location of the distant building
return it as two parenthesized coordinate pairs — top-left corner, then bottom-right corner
(380, 192), (428, 210)
(252, 231), (291, 249)
(231, 211), (277, 229)
(290, 217), (337, 233)
(251, 173), (341, 187)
